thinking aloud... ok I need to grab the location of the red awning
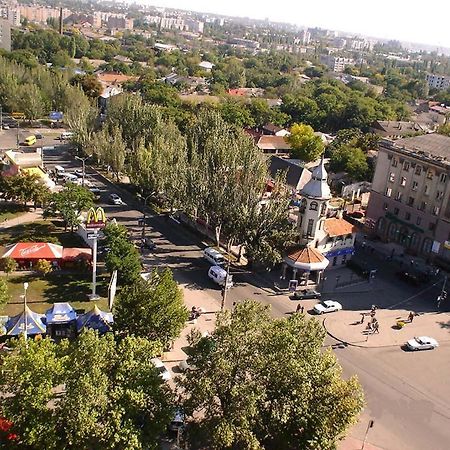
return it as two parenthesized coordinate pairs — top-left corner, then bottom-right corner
(62, 248), (92, 261)
(2, 243), (63, 260)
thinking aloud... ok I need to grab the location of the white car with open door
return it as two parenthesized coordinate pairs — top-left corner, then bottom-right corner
(406, 336), (439, 351)
(313, 300), (342, 315)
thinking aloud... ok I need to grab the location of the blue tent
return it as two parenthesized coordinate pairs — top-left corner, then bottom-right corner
(77, 305), (113, 334)
(5, 306), (46, 336)
(45, 303), (77, 325)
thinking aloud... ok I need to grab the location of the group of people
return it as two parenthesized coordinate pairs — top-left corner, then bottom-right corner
(189, 306), (202, 321)
(360, 305), (380, 333)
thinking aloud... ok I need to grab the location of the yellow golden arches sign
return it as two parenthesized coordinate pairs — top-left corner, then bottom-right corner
(86, 207), (107, 229)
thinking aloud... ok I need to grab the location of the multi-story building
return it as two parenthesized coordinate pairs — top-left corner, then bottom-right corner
(426, 73), (450, 91)
(366, 134), (450, 263)
(106, 14), (133, 30)
(160, 16), (185, 30)
(19, 5), (70, 23)
(0, 4), (20, 26)
(185, 18), (204, 33)
(321, 55), (355, 72)
(0, 17), (11, 51)
(299, 29), (311, 45)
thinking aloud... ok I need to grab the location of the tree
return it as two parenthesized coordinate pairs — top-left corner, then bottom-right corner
(0, 278), (10, 313)
(330, 144), (369, 181)
(103, 222), (142, 285)
(114, 269), (188, 347)
(438, 123), (450, 137)
(44, 183), (94, 232)
(286, 123), (324, 162)
(18, 84), (46, 122)
(35, 259), (52, 276)
(181, 300), (364, 449)
(1, 257), (17, 276)
(0, 331), (174, 449)
(71, 74), (103, 98)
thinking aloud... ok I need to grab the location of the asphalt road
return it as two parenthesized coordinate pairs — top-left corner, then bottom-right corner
(43, 145), (450, 450)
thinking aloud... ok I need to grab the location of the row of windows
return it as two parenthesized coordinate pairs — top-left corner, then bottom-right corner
(391, 158), (447, 183)
(385, 189), (442, 215)
(385, 202), (437, 230)
(388, 173), (445, 198)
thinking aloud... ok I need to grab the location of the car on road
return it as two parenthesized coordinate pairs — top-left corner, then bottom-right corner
(203, 247), (226, 266)
(291, 289), (321, 300)
(35, 132), (43, 139)
(73, 169), (84, 177)
(313, 300), (342, 315)
(208, 265), (233, 289)
(150, 358), (171, 381)
(141, 237), (156, 251)
(406, 336), (439, 351)
(61, 173), (79, 183)
(1, 124), (9, 130)
(108, 193), (124, 205)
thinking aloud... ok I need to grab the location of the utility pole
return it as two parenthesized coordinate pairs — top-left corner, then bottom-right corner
(75, 154), (91, 187)
(23, 282), (29, 345)
(361, 420), (374, 450)
(437, 276), (447, 308)
(220, 258), (231, 312)
(139, 193), (153, 238)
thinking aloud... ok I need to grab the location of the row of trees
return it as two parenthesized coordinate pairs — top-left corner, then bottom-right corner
(0, 173), (50, 206)
(0, 301), (364, 449)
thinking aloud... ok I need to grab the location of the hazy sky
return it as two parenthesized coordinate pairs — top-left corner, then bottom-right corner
(146, 0), (450, 48)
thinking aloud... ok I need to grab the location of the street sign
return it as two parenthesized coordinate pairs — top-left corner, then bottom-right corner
(288, 279), (298, 292)
(49, 111), (63, 121)
(87, 233), (97, 240)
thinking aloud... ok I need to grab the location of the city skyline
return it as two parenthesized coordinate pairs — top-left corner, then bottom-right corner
(147, 0), (450, 50)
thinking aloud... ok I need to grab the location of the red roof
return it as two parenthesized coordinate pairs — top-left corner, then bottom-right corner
(2, 243), (63, 260)
(62, 248), (92, 261)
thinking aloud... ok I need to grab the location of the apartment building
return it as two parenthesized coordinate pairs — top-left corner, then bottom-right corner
(0, 4), (20, 26)
(0, 17), (11, 51)
(19, 5), (70, 23)
(366, 134), (450, 263)
(321, 55), (355, 72)
(426, 73), (450, 91)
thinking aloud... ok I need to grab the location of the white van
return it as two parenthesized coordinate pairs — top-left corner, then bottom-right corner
(203, 247), (226, 266)
(62, 173), (79, 183)
(54, 165), (65, 177)
(60, 131), (74, 140)
(208, 266), (233, 289)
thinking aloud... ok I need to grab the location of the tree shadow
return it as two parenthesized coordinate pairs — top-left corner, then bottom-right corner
(437, 320), (450, 331)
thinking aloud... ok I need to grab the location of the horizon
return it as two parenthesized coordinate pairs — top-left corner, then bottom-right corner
(143, 0), (450, 50)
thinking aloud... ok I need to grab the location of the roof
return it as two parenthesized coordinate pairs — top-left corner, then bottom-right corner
(323, 218), (355, 237)
(394, 134), (450, 160)
(262, 123), (283, 134)
(2, 242), (64, 260)
(269, 156), (309, 190)
(285, 246), (329, 271)
(371, 120), (425, 136)
(4, 150), (43, 169)
(300, 156), (331, 199)
(96, 72), (137, 86)
(46, 303), (77, 324)
(198, 61), (214, 69)
(62, 248), (92, 261)
(5, 306), (46, 336)
(77, 305), (113, 334)
(257, 136), (291, 151)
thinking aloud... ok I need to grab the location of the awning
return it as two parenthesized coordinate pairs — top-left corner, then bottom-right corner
(324, 247), (355, 258)
(285, 246), (329, 271)
(62, 248), (92, 261)
(77, 305), (113, 334)
(2, 243), (63, 260)
(5, 306), (46, 336)
(46, 303), (77, 325)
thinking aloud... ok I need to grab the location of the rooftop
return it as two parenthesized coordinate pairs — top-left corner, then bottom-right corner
(323, 218), (355, 237)
(268, 156), (310, 190)
(257, 135), (291, 151)
(285, 246), (329, 271)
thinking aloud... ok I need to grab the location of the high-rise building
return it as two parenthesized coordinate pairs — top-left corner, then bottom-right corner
(0, 18), (11, 51)
(426, 73), (450, 91)
(0, 5), (20, 26)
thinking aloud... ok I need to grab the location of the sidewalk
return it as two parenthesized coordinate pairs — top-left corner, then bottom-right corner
(0, 208), (43, 230)
(323, 307), (450, 348)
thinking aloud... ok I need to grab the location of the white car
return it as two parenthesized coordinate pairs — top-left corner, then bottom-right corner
(313, 300), (342, 315)
(62, 173), (79, 183)
(109, 193), (124, 205)
(151, 358), (171, 381)
(406, 336), (439, 351)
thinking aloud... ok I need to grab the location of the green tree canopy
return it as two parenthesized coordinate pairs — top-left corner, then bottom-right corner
(114, 269), (188, 346)
(330, 144), (369, 181)
(181, 300), (364, 449)
(0, 278), (10, 312)
(286, 123), (324, 162)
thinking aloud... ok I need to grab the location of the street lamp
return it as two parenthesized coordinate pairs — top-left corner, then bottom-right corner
(138, 192), (154, 238)
(75, 155), (92, 187)
(23, 282), (29, 343)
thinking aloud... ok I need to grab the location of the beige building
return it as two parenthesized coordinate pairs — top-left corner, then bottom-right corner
(19, 5), (70, 23)
(0, 17), (11, 51)
(366, 134), (450, 264)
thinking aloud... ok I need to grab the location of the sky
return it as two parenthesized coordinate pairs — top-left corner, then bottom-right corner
(145, 0), (450, 49)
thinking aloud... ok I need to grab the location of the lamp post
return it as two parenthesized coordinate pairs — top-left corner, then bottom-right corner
(220, 258), (231, 312)
(138, 192), (153, 239)
(75, 155), (91, 187)
(23, 282), (29, 343)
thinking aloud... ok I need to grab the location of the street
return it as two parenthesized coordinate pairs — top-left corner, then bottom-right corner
(42, 144), (450, 450)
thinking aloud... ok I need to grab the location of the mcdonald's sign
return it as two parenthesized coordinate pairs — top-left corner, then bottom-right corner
(86, 207), (107, 229)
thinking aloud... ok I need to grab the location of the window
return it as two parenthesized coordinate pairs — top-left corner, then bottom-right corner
(403, 161), (410, 171)
(332, 256), (337, 266)
(433, 206), (440, 216)
(405, 212), (411, 220)
(407, 197), (414, 207)
(383, 202), (388, 210)
(418, 201), (426, 211)
(400, 177), (407, 186)
(321, 203), (327, 216)
(426, 170), (434, 180)
(394, 207), (399, 216)
(395, 192), (402, 201)
(299, 198), (307, 213)
(309, 201), (318, 211)
(385, 188), (392, 197)
(412, 181), (418, 191)
(416, 217), (422, 225)
(424, 185), (429, 195)
(307, 219), (314, 236)
(389, 173), (395, 183)
(436, 191), (444, 200)
(392, 158), (398, 167)
(415, 166), (422, 175)
(429, 222), (436, 231)
(440, 173), (447, 183)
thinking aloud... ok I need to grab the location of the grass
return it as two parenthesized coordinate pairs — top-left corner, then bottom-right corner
(0, 204), (29, 223)
(0, 220), (86, 247)
(1, 272), (109, 316)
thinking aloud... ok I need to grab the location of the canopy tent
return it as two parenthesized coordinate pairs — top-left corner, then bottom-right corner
(2, 243), (63, 261)
(62, 248), (92, 261)
(46, 303), (77, 325)
(5, 306), (46, 336)
(77, 305), (113, 334)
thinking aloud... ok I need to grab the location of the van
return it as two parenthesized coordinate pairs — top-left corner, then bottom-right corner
(62, 173), (79, 183)
(54, 166), (65, 177)
(208, 266), (233, 289)
(24, 135), (37, 146)
(203, 247), (226, 266)
(60, 131), (74, 140)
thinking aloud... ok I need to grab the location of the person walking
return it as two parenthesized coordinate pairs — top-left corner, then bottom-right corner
(408, 311), (415, 322)
(301, 306), (304, 314)
(296, 303), (301, 313)
(360, 313), (365, 324)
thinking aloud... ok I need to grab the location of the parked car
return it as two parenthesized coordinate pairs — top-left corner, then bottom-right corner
(208, 265), (233, 289)
(291, 289), (321, 300)
(109, 193), (124, 205)
(313, 300), (342, 315)
(203, 247), (226, 266)
(62, 173), (79, 183)
(35, 132), (43, 139)
(73, 169), (84, 177)
(178, 359), (195, 372)
(150, 358), (171, 381)
(89, 187), (101, 200)
(406, 336), (439, 351)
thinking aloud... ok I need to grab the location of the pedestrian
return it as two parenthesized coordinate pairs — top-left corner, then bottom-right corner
(232, 302), (237, 310)
(360, 313), (365, 324)
(296, 303), (301, 313)
(301, 306), (304, 314)
(374, 322), (380, 333)
(408, 311), (414, 322)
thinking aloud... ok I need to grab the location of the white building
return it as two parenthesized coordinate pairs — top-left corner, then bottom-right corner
(299, 29), (311, 45)
(198, 61), (214, 71)
(185, 18), (204, 34)
(321, 55), (355, 72)
(426, 73), (450, 91)
(283, 157), (356, 282)
(0, 5), (20, 26)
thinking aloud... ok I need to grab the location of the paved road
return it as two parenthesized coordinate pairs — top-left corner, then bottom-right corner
(43, 145), (450, 450)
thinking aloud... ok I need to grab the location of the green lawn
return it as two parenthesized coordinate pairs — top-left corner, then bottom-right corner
(0, 220), (86, 247)
(0, 204), (29, 223)
(1, 272), (109, 316)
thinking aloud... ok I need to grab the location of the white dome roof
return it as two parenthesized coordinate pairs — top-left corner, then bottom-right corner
(300, 156), (331, 199)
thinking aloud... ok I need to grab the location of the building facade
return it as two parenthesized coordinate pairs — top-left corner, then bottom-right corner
(366, 135), (450, 264)
(0, 17), (11, 51)
(321, 55), (355, 72)
(426, 73), (450, 91)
